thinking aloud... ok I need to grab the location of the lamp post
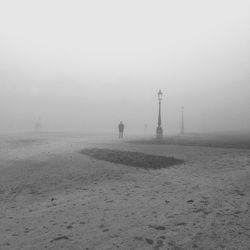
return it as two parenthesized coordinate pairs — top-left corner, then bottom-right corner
(181, 105), (184, 135)
(156, 90), (163, 140)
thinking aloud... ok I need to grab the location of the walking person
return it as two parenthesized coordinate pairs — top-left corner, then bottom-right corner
(118, 121), (125, 139)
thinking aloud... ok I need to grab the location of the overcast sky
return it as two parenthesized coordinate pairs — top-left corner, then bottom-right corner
(1, 0), (250, 133)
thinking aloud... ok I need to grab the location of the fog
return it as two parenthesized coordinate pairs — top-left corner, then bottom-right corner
(1, 0), (250, 134)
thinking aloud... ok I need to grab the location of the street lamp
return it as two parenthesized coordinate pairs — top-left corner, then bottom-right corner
(181, 105), (184, 135)
(156, 90), (163, 140)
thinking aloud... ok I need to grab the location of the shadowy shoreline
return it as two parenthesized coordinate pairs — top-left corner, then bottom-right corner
(128, 133), (250, 150)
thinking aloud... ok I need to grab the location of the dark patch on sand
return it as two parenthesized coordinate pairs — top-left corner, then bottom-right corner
(145, 238), (154, 244)
(80, 148), (184, 169)
(148, 224), (166, 230)
(50, 235), (69, 242)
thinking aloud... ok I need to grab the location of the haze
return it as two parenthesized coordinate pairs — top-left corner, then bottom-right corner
(1, 0), (250, 134)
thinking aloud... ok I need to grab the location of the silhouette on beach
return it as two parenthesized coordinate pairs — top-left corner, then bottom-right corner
(118, 121), (125, 139)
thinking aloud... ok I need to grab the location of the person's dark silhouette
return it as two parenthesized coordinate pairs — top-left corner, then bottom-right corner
(118, 121), (125, 139)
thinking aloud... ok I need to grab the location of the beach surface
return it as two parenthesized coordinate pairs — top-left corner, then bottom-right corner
(0, 132), (250, 250)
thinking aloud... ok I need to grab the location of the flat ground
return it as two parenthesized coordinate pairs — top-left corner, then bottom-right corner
(0, 132), (250, 250)
(130, 133), (250, 150)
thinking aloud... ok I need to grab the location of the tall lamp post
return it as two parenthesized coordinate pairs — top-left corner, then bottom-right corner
(156, 90), (163, 140)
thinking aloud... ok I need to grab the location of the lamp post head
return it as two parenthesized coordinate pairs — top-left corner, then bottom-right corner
(157, 90), (163, 101)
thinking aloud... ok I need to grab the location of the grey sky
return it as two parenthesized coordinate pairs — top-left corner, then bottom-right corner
(1, 0), (250, 133)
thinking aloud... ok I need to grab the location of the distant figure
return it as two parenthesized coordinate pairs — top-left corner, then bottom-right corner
(34, 122), (41, 133)
(118, 121), (125, 139)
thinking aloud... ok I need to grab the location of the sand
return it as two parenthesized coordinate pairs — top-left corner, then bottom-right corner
(0, 132), (250, 250)
(130, 133), (250, 150)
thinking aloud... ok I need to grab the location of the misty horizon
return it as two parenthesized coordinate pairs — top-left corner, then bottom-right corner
(1, 0), (250, 134)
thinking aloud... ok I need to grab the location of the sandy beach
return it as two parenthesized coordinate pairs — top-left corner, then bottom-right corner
(0, 132), (250, 250)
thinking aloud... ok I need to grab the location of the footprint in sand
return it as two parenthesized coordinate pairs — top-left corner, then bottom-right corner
(145, 238), (154, 245)
(24, 227), (31, 233)
(134, 236), (143, 241)
(148, 225), (166, 230)
(154, 239), (164, 249)
(157, 236), (166, 240)
(50, 235), (69, 242)
(175, 222), (187, 226)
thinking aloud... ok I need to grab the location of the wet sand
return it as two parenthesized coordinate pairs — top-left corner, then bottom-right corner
(81, 148), (184, 169)
(0, 132), (250, 250)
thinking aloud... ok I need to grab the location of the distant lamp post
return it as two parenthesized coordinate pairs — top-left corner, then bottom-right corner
(156, 90), (163, 140)
(181, 105), (184, 135)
